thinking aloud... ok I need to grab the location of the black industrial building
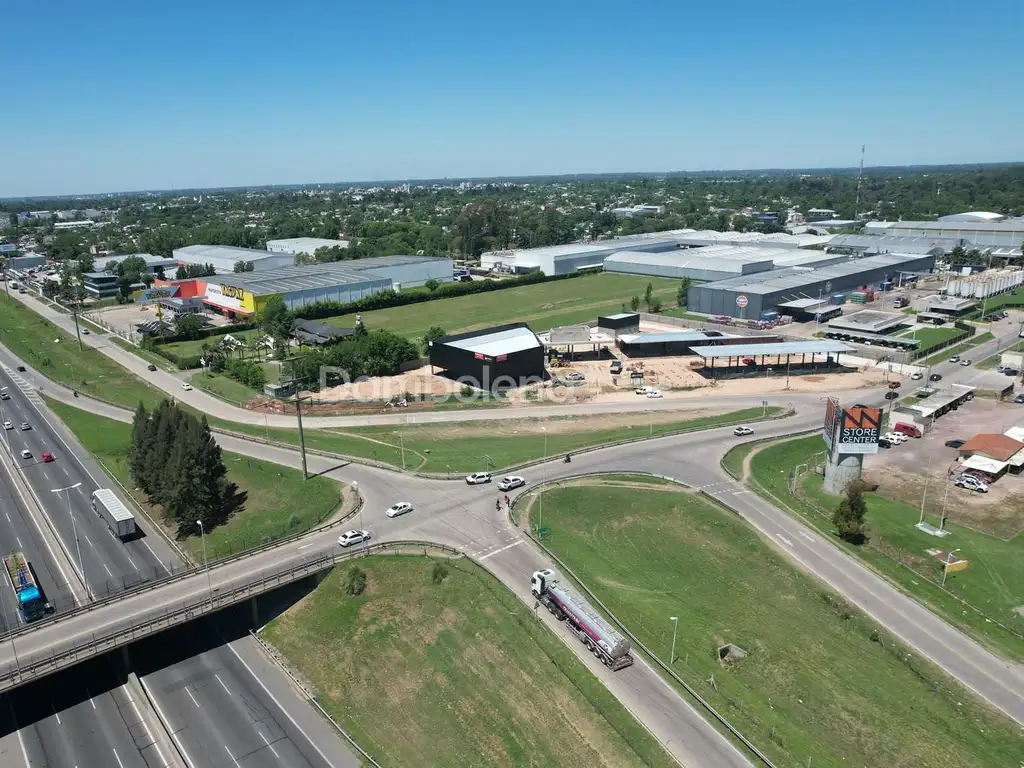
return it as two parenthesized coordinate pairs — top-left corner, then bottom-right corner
(597, 313), (640, 337)
(429, 323), (545, 389)
(617, 330), (782, 357)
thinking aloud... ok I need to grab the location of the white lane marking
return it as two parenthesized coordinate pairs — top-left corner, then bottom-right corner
(15, 536), (21, 548)
(125, 552), (138, 571)
(4, 512), (9, 523)
(776, 534), (794, 548)
(102, 563), (112, 577)
(90, 697), (96, 710)
(215, 673), (232, 697)
(258, 730), (281, 759)
(224, 745), (241, 767)
(478, 539), (523, 561)
(122, 684), (168, 768)
(54, 710), (61, 725)
(16, 728), (30, 768)
(799, 530), (815, 543)
(139, 676), (196, 768)
(111, 748), (125, 768)
(141, 538), (171, 575)
(83, 534), (92, 546)
(185, 687), (200, 708)
(224, 639), (340, 768)
(297, 542), (317, 551)
(61, 467), (69, 477)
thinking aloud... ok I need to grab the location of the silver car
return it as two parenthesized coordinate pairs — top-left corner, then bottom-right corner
(338, 530), (371, 547)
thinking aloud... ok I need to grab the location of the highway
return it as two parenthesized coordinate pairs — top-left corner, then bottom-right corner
(0, 363), (363, 768)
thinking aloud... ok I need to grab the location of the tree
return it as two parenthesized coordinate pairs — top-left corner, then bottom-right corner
(76, 254), (95, 275)
(293, 251), (315, 266)
(41, 281), (60, 300)
(174, 313), (203, 340)
(421, 325), (447, 355)
(629, 295), (640, 312)
(424, 279), (439, 292)
(103, 260), (119, 273)
(233, 260), (254, 273)
(643, 282), (654, 309)
(649, 297), (663, 313)
(676, 277), (693, 307)
(180, 263), (216, 279)
(261, 295), (293, 340)
(833, 480), (869, 543)
(116, 255), (148, 279)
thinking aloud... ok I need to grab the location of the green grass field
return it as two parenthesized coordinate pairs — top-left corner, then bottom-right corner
(920, 331), (993, 366)
(0, 293), (165, 409)
(319, 273), (680, 340)
(212, 406), (782, 473)
(899, 325), (965, 351)
(535, 478), (1022, 767)
(157, 328), (262, 358)
(106, 335), (179, 372)
(742, 436), (1024, 661)
(261, 556), (675, 768)
(44, 398), (341, 560)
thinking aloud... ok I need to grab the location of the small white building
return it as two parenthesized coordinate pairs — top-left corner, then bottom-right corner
(265, 237), (350, 258)
(173, 245), (293, 274)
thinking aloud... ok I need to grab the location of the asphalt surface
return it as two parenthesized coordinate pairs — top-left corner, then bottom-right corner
(0, 362), (362, 768)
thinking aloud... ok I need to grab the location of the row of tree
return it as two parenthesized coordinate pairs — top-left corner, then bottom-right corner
(129, 401), (245, 538)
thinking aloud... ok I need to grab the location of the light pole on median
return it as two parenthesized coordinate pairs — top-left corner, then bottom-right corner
(941, 548), (961, 588)
(669, 616), (679, 665)
(51, 483), (89, 599)
(197, 520), (213, 607)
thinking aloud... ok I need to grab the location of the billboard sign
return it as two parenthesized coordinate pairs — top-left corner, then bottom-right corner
(822, 397), (840, 448)
(0, 244), (16, 254)
(204, 283), (252, 314)
(736, 295), (748, 308)
(136, 286), (179, 303)
(836, 407), (882, 455)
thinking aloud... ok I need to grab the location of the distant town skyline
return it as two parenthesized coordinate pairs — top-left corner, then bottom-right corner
(2, 0), (1022, 198)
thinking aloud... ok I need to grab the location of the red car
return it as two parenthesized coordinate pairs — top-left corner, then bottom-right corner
(41, 452), (55, 463)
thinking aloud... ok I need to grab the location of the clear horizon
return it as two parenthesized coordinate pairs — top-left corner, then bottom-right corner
(3, 0), (1022, 198)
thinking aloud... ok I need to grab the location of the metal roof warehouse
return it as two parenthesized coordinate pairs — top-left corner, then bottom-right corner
(690, 340), (855, 359)
(444, 326), (543, 357)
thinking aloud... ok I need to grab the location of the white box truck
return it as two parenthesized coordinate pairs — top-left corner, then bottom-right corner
(91, 488), (136, 540)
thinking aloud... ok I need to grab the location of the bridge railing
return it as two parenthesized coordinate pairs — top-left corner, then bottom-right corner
(0, 540), (460, 692)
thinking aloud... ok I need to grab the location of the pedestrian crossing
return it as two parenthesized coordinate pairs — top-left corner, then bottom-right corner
(0, 363), (43, 406)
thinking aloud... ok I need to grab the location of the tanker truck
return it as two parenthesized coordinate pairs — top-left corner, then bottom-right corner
(4, 551), (49, 622)
(531, 569), (633, 670)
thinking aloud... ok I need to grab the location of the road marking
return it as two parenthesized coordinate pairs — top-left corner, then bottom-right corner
(215, 673), (232, 697)
(16, 727), (29, 768)
(15, 537), (21, 548)
(4, 513), (8, 522)
(53, 710), (61, 725)
(102, 562), (112, 577)
(776, 534), (794, 548)
(111, 748), (125, 768)
(141, 538), (171, 575)
(83, 534), (92, 546)
(297, 542), (318, 551)
(478, 539), (523, 561)
(185, 687), (200, 708)
(224, 745), (240, 767)
(125, 552), (138, 571)
(799, 530), (815, 543)
(258, 730), (281, 759)
(89, 696), (96, 710)
(137, 676), (190, 768)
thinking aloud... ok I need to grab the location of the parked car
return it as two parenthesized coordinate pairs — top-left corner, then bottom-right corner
(609, 361), (623, 374)
(41, 452), (55, 463)
(1004, 368), (1018, 376)
(945, 439), (966, 448)
(910, 372), (923, 380)
(883, 432), (908, 444)
(338, 530), (371, 547)
(929, 373), (942, 382)
(954, 475), (988, 493)
(885, 391), (898, 400)
(465, 472), (491, 485)
(147, 364), (157, 372)
(385, 502), (413, 518)
(565, 371), (585, 381)
(645, 389), (663, 398)
(497, 476), (526, 492)
(893, 422), (922, 438)
(180, 383), (192, 391)
(733, 426), (754, 436)
(877, 437), (892, 449)
(1015, 394), (1024, 404)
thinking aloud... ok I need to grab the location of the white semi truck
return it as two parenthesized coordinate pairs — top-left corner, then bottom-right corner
(531, 569), (634, 671)
(91, 488), (136, 540)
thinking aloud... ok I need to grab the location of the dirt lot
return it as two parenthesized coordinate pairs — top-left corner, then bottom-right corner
(863, 397), (1024, 538)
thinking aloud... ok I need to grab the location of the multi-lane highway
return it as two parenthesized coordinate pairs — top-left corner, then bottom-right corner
(0, 367), (363, 768)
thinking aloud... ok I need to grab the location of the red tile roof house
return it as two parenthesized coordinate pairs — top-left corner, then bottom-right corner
(956, 433), (1024, 481)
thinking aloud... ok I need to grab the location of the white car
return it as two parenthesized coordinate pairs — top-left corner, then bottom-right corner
(954, 475), (988, 493)
(498, 476), (525, 492)
(2, 421), (11, 430)
(181, 383), (193, 391)
(386, 502), (413, 518)
(19, 449), (31, 459)
(948, 355), (960, 363)
(733, 426), (754, 436)
(883, 432), (907, 444)
(465, 472), (491, 485)
(20, 422), (30, 431)
(338, 530), (371, 547)
(910, 372), (923, 380)
(959, 359), (970, 366)
(645, 389), (663, 398)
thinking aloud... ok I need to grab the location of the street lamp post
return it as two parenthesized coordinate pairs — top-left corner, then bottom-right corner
(941, 548), (961, 588)
(50, 483), (88, 599)
(669, 616), (679, 665)
(196, 520), (213, 606)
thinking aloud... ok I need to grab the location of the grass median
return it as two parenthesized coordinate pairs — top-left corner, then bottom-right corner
(739, 435), (1024, 661)
(921, 331), (993, 366)
(211, 406), (784, 474)
(0, 292), (165, 409)
(43, 397), (342, 561)
(532, 477), (1022, 767)
(261, 555), (676, 768)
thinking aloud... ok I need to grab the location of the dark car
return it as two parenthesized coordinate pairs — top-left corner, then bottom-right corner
(1004, 368), (1018, 376)
(878, 437), (892, 449)
(16, 366), (25, 372)
(887, 381), (901, 390)
(1015, 394), (1024, 404)
(853, 403), (868, 409)
(929, 373), (942, 382)
(945, 439), (966, 448)
(147, 364), (157, 372)
(885, 391), (898, 400)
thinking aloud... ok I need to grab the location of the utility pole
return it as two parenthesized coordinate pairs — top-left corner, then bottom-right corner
(285, 356), (309, 479)
(70, 292), (84, 351)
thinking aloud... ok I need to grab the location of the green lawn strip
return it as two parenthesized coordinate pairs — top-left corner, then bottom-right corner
(189, 371), (261, 406)
(0, 293), (165, 409)
(537, 480), (1022, 767)
(748, 436), (1024, 660)
(921, 332), (994, 366)
(159, 327), (262, 359)
(105, 335), (179, 372)
(977, 287), (1024, 311)
(76, 316), (108, 335)
(977, 353), (1004, 370)
(261, 555), (675, 768)
(42, 397), (341, 561)
(317, 274), (680, 339)
(898, 325), (964, 350)
(211, 407), (783, 474)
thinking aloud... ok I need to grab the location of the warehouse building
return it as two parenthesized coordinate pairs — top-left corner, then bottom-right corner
(603, 245), (776, 282)
(865, 217), (1024, 248)
(617, 330), (775, 357)
(428, 323), (545, 389)
(202, 256), (453, 318)
(597, 313), (640, 337)
(686, 253), (937, 320)
(826, 234), (958, 256)
(174, 245), (294, 274)
(265, 237), (350, 257)
(690, 340), (855, 378)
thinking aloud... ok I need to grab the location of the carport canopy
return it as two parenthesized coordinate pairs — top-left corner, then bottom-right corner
(689, 340), (855, 360)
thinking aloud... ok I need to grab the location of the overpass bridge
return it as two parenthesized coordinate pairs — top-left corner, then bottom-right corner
(0, 532), (454, 695)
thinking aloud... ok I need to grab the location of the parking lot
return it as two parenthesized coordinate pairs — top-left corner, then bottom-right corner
(864, 397), (1024, 538)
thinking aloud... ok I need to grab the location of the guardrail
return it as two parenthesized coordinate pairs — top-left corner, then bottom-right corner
(511, 480), (778, 768)
(0, 540), (461, 693)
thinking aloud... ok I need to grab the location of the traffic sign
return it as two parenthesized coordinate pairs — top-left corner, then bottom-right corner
(736, 295), (748, 309)
(825, 281), (833, 293)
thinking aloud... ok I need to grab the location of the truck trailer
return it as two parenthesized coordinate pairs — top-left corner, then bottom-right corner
(531, 569), (633, 671)
(91, 488), (136, 540)
(4, 552), (49, 622)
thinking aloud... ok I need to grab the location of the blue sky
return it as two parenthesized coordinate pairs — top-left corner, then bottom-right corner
(3, 0), (1022, 197)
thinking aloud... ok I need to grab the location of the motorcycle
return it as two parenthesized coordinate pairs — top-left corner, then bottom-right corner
(563, 454), (571, 463)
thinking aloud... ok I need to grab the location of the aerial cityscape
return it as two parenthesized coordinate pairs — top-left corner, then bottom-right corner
(1, 2), (1023, 768)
